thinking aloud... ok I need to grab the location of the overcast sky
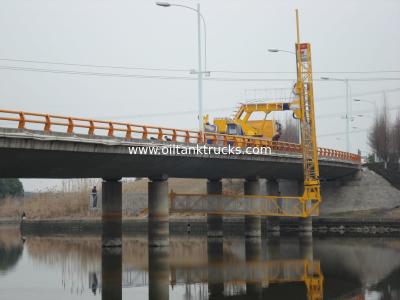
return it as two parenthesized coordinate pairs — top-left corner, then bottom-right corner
(0, 0), (399, 191)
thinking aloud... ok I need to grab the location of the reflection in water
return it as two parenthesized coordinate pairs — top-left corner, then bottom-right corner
(1, 226), (400, 299)
(245, 238), (262, 298)
(149, 247), (169, 300)
(0, 227), (23, 274)
(207, 238), (224, 299)
(89, 272), (99, 295)
(102, 247), (122, 300)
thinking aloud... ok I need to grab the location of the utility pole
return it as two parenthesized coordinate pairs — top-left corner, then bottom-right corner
(321, 77), (351, 152)
(345, 78), (350, 153)
(197, 3), (204, 132)
(156, 2), (207, 133)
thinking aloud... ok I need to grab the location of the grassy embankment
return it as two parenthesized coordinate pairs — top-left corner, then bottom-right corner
(0, 190), (93, 220)
(3, 168), (399, 220)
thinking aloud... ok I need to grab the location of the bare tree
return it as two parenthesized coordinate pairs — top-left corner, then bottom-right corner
(280, 117), (299, 143)
(391, 112), (400, 162)
(368, 104), (390, 168)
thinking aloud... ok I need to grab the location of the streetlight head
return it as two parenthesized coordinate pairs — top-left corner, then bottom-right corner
(353, 99), (361, 102)
(321, 77), (330, 80)
(156, 2), (171, 7)
(268, 49), (279, 53)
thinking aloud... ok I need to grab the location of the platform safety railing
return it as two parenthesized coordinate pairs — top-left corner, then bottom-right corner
(170, 259), (322, 285)
(0, 108), (361, 163)
(169, 192), (320, 218)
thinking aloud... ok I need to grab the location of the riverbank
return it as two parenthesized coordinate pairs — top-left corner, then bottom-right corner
(17, 217), (400, 237)
(0, 219), (19, 225)
(3, 168), (400, 220)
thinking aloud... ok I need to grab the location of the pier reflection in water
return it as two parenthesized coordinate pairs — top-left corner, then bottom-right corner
(1, 227), (400, 299)
(102, 247), (122, 300)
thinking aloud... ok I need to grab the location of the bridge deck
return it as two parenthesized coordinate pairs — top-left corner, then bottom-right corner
(0, 127), (359, 179)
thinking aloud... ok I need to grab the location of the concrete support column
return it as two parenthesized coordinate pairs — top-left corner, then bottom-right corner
(102, 178), (122, 248)
(297, 180), (313, 236)
(244, 178), (261, 238)
(266, 179), (280, 234)
(149, 247), (170, 300)
(297, 179), (304, 195)
(299, 235), (313, 261)
(148, 176), (169, 247)
(101, 247), (122, 300)
(266, 235), (281, 261)
(299, 217), (313, 236)
(207, 179), (223, 238)
(245, 238), (263, 298)
(207, 237), (224, 299)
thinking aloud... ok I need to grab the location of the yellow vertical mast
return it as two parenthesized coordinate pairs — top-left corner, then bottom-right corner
(294, 9), (321, 215)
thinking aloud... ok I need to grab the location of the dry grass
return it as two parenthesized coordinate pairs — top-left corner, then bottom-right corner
(0, 190), (100, 220)
(0, 178), (245, 220)
(0, 226), (22, 250)
(26, 236), (210, 270)
(123, 178), (208, 193)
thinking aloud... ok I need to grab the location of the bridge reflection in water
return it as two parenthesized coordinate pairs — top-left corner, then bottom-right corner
(10, 232), (400, 300)
(99, 236), (322, 300)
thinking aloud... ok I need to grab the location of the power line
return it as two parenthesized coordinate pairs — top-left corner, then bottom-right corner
(1, 64), (400, 82)
(0, 58), (190, 73)
(317, 88), (400, 102)
(1, 57), (400, 74)
(98, 107), (232, 120)
(101, 106), (397, 121)
(318, 129), (368, 138)
(211, 70), (400, 74)
(98, 88), (400, 120)
(0, 65), (196, 80)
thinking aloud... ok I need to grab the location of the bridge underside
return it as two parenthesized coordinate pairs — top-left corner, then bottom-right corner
(0, 147), (358, 179)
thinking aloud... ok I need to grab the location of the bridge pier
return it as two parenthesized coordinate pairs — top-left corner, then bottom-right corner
(266, 179), (280, 235)
(299, 217), (313, 236)
(266, 235), (281, 261)
(148, 176), (169, 247)
(244, 178), (261, 238)
(207, 179), (223, 238)
(297, 180), (313, 236)
(149, 247), (170, 300)
(102, 178), (122, 248)
(245, 238), (263, 297)
(299, 234), (313, 261)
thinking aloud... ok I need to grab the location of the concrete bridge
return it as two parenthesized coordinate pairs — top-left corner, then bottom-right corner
(0, 109), (361, 247)
(0, 128), (359, 180)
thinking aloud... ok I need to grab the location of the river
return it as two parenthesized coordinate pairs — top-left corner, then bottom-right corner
(0, 226), (399, 299)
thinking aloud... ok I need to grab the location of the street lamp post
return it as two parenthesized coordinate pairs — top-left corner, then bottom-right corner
(156, 2), (207, 132)
(321, 77), (351, 152)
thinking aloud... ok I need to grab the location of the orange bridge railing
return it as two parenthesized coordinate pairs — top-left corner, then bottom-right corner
(0, 109), (361, 163)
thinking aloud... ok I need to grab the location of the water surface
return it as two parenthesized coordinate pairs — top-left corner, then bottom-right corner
(1, 226), (400, 299)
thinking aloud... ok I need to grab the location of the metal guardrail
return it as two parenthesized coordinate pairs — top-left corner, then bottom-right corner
(0, 109), (361, 163)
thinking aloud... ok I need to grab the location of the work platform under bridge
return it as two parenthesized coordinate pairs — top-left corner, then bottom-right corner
(170, 192), (319, 218)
